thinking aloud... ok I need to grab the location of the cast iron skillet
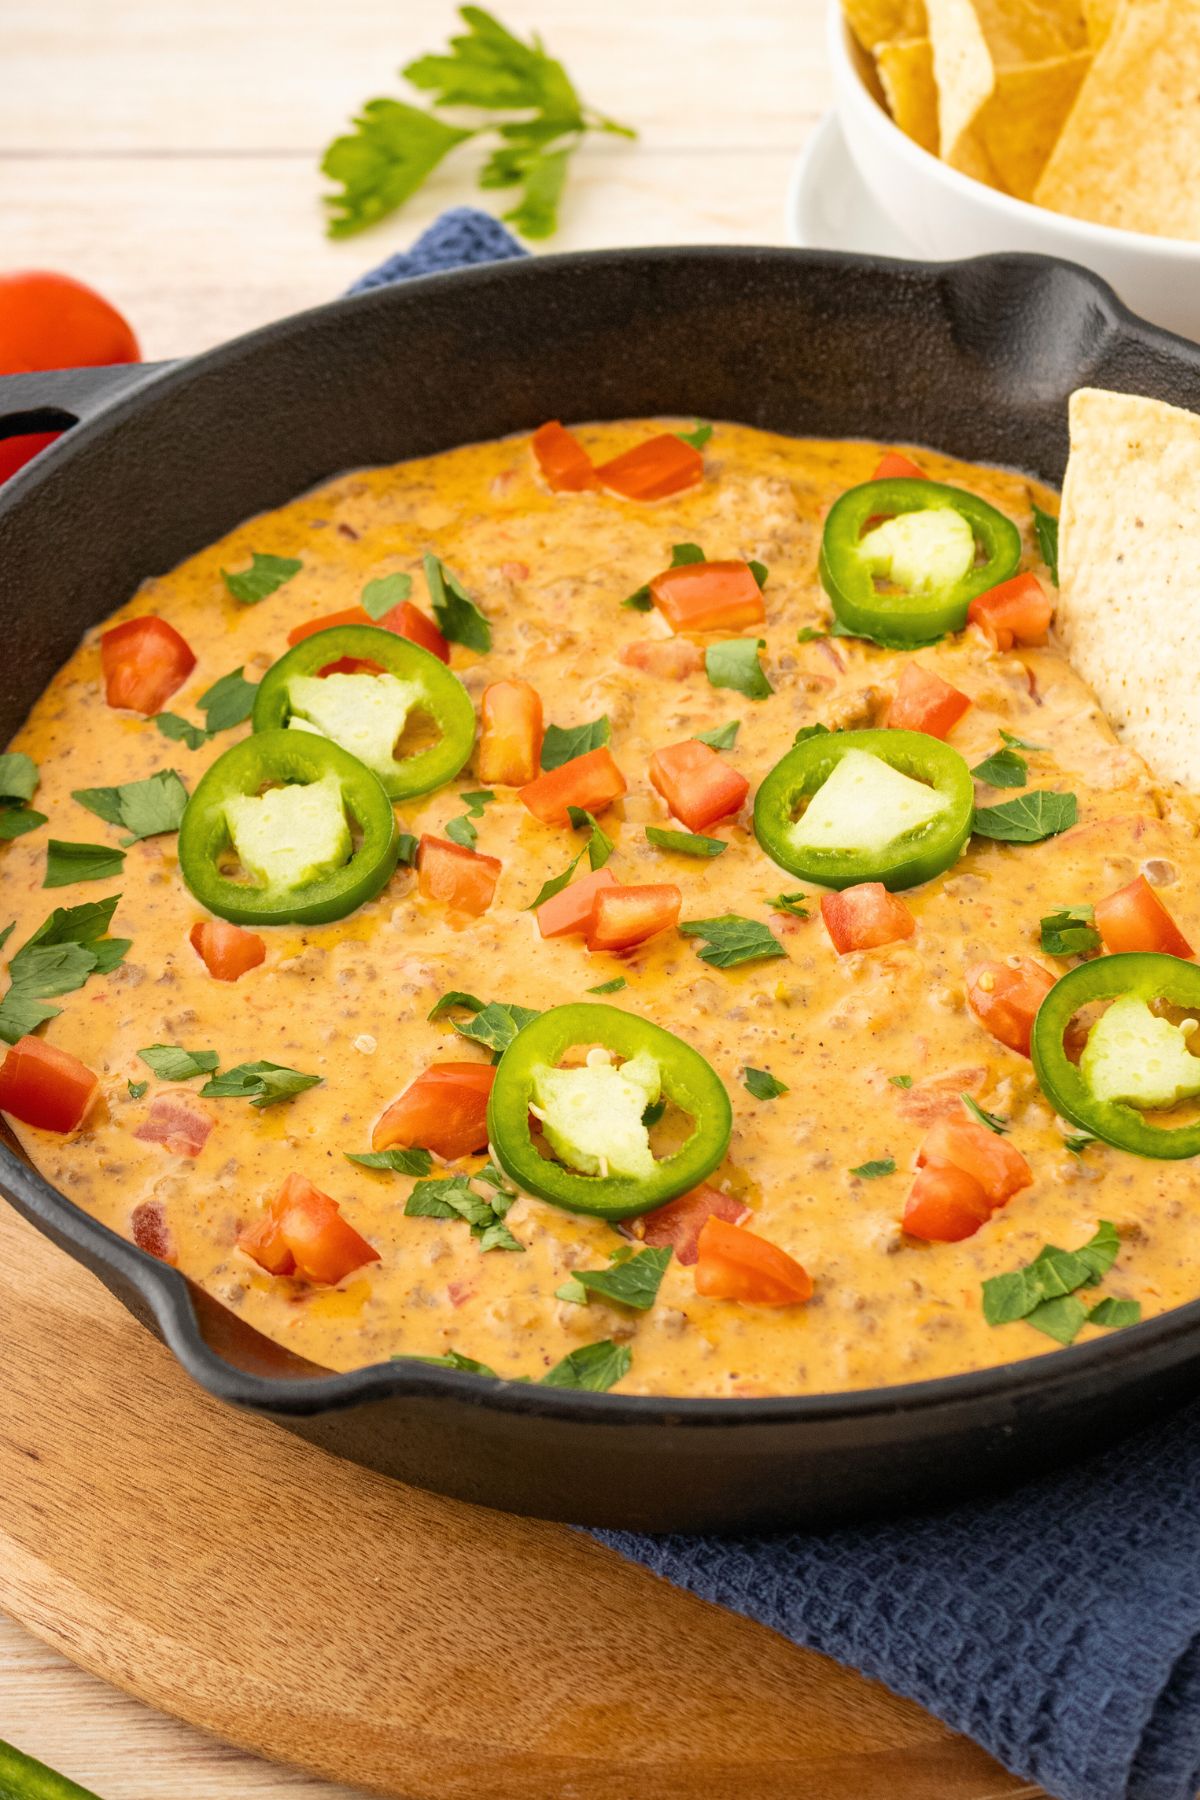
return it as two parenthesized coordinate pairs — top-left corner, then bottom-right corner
(2, 247), (1199, 1534)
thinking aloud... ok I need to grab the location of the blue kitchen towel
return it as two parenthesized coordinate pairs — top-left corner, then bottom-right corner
(356, 208), (1200, 1800)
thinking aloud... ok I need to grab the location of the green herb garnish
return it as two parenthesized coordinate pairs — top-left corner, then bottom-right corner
(541, 1338), (631, 1390)
(152, 712), (209, 751)
(1040, 905), (1102, 957)
(411, 1348), (501, 1376)
(127, 1079), (148, 1100)
(0, 897), (130, 1044)
(541, 715), (610, 771)
(430, 991), (539, 1057)
(694, 719), (740, 750)
(588, 976), (626, 994)
(850, 1157), (896, 1179)
(44, 840), (126, 888)
(970, 746), (1028, 789)
(199, 1061), (322, 1108)
(981, 1221), (1136, 1345)
(444, 788), (496, 849)
(559, 1245), (670, 1311)
(200, 666), (259, 733)
(423, 552), (492, 652)
(221, 553), (302, 604)
(973, 790), (1077, 844)
(680, 915), (785, 970)
(406, 1174), (522, 1252)
(1032, 504), (1059, 585)
(961, 1092), (1008, 1134)
(0, 753), (45, 839)
(767, 891), (809, 918)
(705, 638), (772, 700)
(676, 423), (713, 450)
(72, 769), (188, 844)
(889, 1074), (913, 1088)
(644, 826), (726, 859)
(744, 1067), (788, 1100)
(362, 572), (413, 618)
(137, 1044), (219, 1082)
(346, 1146), (434, 1176)
(566, 805), (614, 868)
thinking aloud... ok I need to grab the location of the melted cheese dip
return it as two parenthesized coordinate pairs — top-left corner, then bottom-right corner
(4, 421), (1196, 1397)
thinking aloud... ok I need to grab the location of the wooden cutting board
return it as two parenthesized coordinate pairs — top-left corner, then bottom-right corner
(0, 1197), (1042, 1800)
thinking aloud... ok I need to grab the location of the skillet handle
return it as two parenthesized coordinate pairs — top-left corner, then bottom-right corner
(0, 361), (170, 439)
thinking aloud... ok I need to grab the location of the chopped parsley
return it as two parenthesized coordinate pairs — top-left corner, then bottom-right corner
(429, 991), (539, 1056)
(705, 638), (772, 700)
(361, 572), (412, 618)
(540, 715), (610, 771)
(1000, 728), (1046, 752)
(127, 1079), (148, 1100)
(676, 423), (713, 450)
(444, 788), (496, 849)
(970, 745), (1028, 789)
(889, 1074), (913, 1089)
(200, 667), (259, 733)
(0, 897), (130, 1044)
(136, 1044), (219, 1082)
(396, 831), (419, 866)
(982, 1222), (1137, 1345)
(588, 976), (626, 995)
(0, 807), (47, 841)
(558, 1245), (670, 1310)
(850, 1156), (896, 1179)
(221, 553), (302, 604)
(566, 805), (613, 868)
(199, 1061), (322, 1108)
(411, 1348), (501, 1377)
(541, 1338), (632, 1390)
(528, 854), (584, 910)
(152, 712), (209, 751)
(72, 769), (188, 844)
(694, 719), (740, 750)
(423, 553), (491, 652)
(680, 914), (786, 970)
(1032, 503), (1059, 585)
(961, 1092), (1008, 1134)
(406, 1174), (522, 1253)
(793, 723), (831, 746)
(0, 753), (45, 839)
(44, 840), (126, 888)
(346, 1146), (434, 1176)
(1040, 905), (1102, 957)
(767, 891), (809, 918)
(645, 826), (726, 858)
(973, 790), (1077, 844)
(744, 1067), (788, 1100)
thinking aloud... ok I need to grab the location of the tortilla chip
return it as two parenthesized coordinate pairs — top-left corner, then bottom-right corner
(843, 0), (927, 51)
(877, 37), (940, 152)
(1059, 388), (1200, 789)
(1034, 0), (1200, 238)
(1082, 0), (1117, 45)
(926, 0), (1088, 159)
(950, 50), (1091, 198)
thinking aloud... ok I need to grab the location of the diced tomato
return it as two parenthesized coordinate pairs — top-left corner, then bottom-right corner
(519, 746), (628, 826)
(135, 1094), (214, 1158)
(895, 1067), (989, 1124)
(532, 421), (596, 492)
(1094, 874), (1194, 959)
(417, 835), (501, 915)
(478, 679), (544, 785)
(694, 1215), (813, 1305)
(966, 957), (1056, 1057)
(649, 739), (749, 832)
(100, 617), (196, 715)
(287, 601), (449, 664)
(649, 562), (765, 633)
(902, 1163), (993, 1243)
(373, 1062), (495, 1161)
(0, 1035), (99, 1133)
(619, 639), (705, 680)
(903, 1117), (1032, 1242)
(586, 884), (681, 952)
(872, 452), (927, 481)
(636, 1182), (750, 1265)
(536, 865), (619, 939)
(239, 1172), (379, 1285)
(886, 661), (971, 739)
(967, 573), (1053, 651)
(821, 883), (916, 954)
(595, 434), (704, 501)
(131, 1199), (176, 1266)
(189, 919), (266, 983)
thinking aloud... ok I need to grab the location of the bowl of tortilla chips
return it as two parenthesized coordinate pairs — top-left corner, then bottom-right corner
(831, 0), (1200, 341)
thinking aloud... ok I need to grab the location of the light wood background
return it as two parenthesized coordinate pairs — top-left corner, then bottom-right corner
(0, 5), (1041, 1798)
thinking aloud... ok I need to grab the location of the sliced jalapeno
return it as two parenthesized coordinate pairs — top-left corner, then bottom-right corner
(820, 477), (1022, 645)
(488, 1003), (732, 1220)
(178, 728), (399, 926)
(253, 625), (476, 800)
(1031, 952), (1200, 1160)
(754, 727), (974, 891)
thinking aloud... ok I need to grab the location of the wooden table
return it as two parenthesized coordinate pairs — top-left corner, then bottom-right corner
(0, 4), (1040, 1795)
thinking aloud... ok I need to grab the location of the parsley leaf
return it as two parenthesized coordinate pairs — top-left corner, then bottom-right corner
(705, 638), (772, 700)
(0, 808), (47, 840)
(982, 1222), (1125, 1346)
(221, 553), (302, 604)
(541, 715), (610, 771)
(199, 1061), (322, 1108)
(669, 542), (706, 565)
(200, 667), (259, 733)
(694, 720), (740, 750)
(411, 1348), (501, 1377)
(645, 826), (726, 858)
(323, 102), (475, 239)
(588, 976), (626, 994)
(565, 1246), (671, 1311)
(1088, 1297), (1141, 1329)
(423, 553), (492, 652)
(744, 1067), (788, 1100)
(676, 423), (713, 450)
(428, 990), (485, 1019)
(406, 1174), (522, 1253)
(430, 991), (539, 1056)
(889, 1074), (913, 1088)
(528, 853), (583, 910)
(0, 897), (129, 1044)
(566, 805), (613, 868)
(680, 915), (785, 970)
(1032, 503), (1059, 585)
(127, 1079), (148, 1100)
(621, 587), (653, 612)
(961, 1092), (1008, 1134)
(362, 572), (413, 619)
(73, 770), (188, 844)
(793, 723), (831, 745)
(850, 1156), (896, 1179)
(973, 790), (1077, 844)
(767, 891), (809, 918)
(444, 788), (495, 849)
(541, 1338), (631, 1391)
(1000, 728), (1046, 752)
(396, 832), (419, 867)
(1040, 905), (1102, 957)
(970, 746), (1028, 789)
(44, 840), (126, 888)
(152, 712), (209, 751)
(346, 1147), (434, 1177)
(137, 1044), (219, 1082)
(0, 753), (38, 804)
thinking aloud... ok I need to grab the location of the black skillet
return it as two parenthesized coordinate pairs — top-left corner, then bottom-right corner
(1, 247), (1198, 1534)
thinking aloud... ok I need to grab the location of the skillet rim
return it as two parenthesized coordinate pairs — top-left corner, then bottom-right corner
(1, 240), (1197, 1433)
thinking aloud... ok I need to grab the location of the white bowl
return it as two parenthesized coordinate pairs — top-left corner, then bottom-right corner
(827, 0), (1200, 342)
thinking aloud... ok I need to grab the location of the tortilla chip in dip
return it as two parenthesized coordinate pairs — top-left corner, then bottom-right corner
(1035, 0), (1200, 239)
(876, 37), (939, 152)
(1058, 387), (1200, 789)
(951, 49), (1091, 197)
(925, 0), (1087, 160)
(843, 0), (927, 51)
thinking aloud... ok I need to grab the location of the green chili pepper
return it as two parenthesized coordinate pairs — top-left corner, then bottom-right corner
(1031, 953), (1200, 1160)
(488, 1003), (732, 1220)
(820, 477), (1022, 644)
(753, 727), (974, 890)
(252, 625), (476, 800)
(178, 729), (398, 925)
